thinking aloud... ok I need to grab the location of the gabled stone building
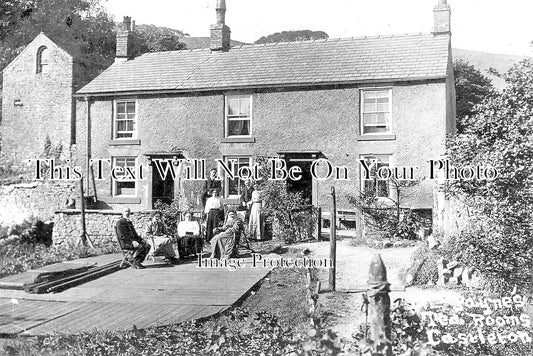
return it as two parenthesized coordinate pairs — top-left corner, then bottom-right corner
(1, 32), (108, 163)
(74, 0), (456, 232)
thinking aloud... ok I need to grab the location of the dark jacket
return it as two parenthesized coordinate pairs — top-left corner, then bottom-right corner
(203, 177), (222, 195)
(116, 217), (143, 250)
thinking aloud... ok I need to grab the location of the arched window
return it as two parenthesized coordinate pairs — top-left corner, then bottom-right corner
(36, 46), (48, 73)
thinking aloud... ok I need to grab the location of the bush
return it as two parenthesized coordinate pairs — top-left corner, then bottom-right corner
(4, 308), (333, 356)
(260, 181), (317, 243)
(355, 298), (533, 356)
(0, 152), (31, 184)
(407, 242), (440, 285)
(253, 155), (317, 243)
(441, 222), (532, 293)
(446, 60), (533, 293)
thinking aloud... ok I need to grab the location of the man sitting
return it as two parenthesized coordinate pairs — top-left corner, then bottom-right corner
(177, 211), (202, 256)
(145, 211), (179, 264)
(209, 211), (244, 259)
(116, 207), (151, 269)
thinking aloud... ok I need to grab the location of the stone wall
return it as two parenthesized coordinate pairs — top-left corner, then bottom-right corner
(52, 209), (153, 248)
(0, 180), (78, 227)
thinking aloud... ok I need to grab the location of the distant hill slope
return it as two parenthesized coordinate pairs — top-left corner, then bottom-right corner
(453, 48), (532, 89)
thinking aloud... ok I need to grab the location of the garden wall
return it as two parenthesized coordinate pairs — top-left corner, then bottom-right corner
(0, 181), (78, 227)
(52, 209), (153, 248)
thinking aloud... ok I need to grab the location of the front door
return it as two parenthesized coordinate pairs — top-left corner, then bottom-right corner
(151, 158), (175, 208)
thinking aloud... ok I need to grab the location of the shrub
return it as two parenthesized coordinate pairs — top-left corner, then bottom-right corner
(407, 242), (440, 285)
(446, 60), (533, 293)
(441, 221), (532, 293)
(254, 155), (317, 243)
(0, 152), (31, 184)
(260, 181), (317, 243)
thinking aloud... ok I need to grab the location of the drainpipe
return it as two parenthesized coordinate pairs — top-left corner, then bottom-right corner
(85, 96), (92, 196)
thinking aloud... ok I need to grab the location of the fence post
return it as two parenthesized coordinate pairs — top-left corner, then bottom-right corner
(329, 187), (336, 291)
(367, 253), (392, 356)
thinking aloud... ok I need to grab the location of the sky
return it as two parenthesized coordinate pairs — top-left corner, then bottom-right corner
(104, 0), (533, 56)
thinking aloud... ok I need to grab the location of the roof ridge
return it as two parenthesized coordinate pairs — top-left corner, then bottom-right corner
(134, 32), (436, 58)
(224, 32), (434, 50)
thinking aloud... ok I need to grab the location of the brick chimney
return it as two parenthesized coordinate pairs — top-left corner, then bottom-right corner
(115, 16), (133, 62)
(210, 0), (231, 51)
(433, 0), (451, 35)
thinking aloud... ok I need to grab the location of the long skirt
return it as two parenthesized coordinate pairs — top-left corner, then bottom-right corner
(147, 235), (178, 259)
(205, 209), (220, 243)
(249, 203), (262, 240)
(210, 232), (236, 259)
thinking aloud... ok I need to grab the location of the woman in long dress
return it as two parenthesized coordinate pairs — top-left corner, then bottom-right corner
(248, 183), (262, 240)
(204, 189), (222, 243)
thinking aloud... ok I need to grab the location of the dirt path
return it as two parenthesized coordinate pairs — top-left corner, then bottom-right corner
(294, 238), (462, 339)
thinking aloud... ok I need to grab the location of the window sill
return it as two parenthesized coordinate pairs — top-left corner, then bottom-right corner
(105, 197), (141, 204)
(221, 137), (255, 143)
(108, 139), (141, 146)
(357, 135), (396, 141)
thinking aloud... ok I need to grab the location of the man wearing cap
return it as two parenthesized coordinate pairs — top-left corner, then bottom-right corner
(115, 207), (150, 269)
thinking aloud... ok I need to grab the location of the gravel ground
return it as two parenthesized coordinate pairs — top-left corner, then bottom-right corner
(293, 237), (462, 339)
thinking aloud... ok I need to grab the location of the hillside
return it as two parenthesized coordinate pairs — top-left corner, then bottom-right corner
(453, 48), (531, 89)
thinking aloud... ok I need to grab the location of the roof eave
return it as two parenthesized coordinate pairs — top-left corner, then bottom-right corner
(75, 76), (448, 98)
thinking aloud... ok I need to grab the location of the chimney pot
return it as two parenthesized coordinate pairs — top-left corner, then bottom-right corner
(433, 0), (451, 35)
(210, 0), (231, 51)
(116, 15), (133, 62)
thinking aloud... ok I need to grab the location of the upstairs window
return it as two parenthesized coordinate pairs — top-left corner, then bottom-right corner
(225, 95), (252, 137)
(114, 100), (137, 139)
(361, 154), (391, 198)
(361, 89), (391, 134)
(36, 46), (48, 73)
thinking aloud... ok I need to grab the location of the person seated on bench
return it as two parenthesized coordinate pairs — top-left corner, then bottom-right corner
(177, 211), (202, 255)
(145, 211), (179, 264)
(209, 210), (244, 259)
(116, 207), (151, 269)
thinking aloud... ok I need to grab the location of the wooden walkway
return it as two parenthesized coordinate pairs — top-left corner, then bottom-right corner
(0, 253), (275, 336)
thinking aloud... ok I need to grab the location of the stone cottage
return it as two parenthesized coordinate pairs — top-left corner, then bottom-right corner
(75, 0), (456, 233)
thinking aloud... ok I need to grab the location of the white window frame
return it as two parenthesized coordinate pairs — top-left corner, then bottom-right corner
(112, 157), (137, 197)
(360, 154), (392, 198)
(224, 94), (252, 138)
(360, 88), (392, 135)
(223, 155), (253, 198)
(113, 99), (138, 140)
(36, 46), (48, 74)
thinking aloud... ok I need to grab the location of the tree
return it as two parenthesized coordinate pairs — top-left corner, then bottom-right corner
(0, 0), (35, 41)
(132, 24), (187, 54)
(453, 59), (494, 133)
(348, 177), (422, 240)
(255, 30), (328, 44)
(446, 59), (533, 291)
(0, 0), (116, 73)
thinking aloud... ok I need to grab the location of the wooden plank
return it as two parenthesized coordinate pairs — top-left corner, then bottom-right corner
(0, 299), (79, 335)
(7, 253), (275, 336)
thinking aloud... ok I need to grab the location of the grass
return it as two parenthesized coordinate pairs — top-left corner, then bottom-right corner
(0, 242), (120, 279)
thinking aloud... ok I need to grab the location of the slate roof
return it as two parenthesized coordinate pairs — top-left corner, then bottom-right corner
(77, 33), (450, 96)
